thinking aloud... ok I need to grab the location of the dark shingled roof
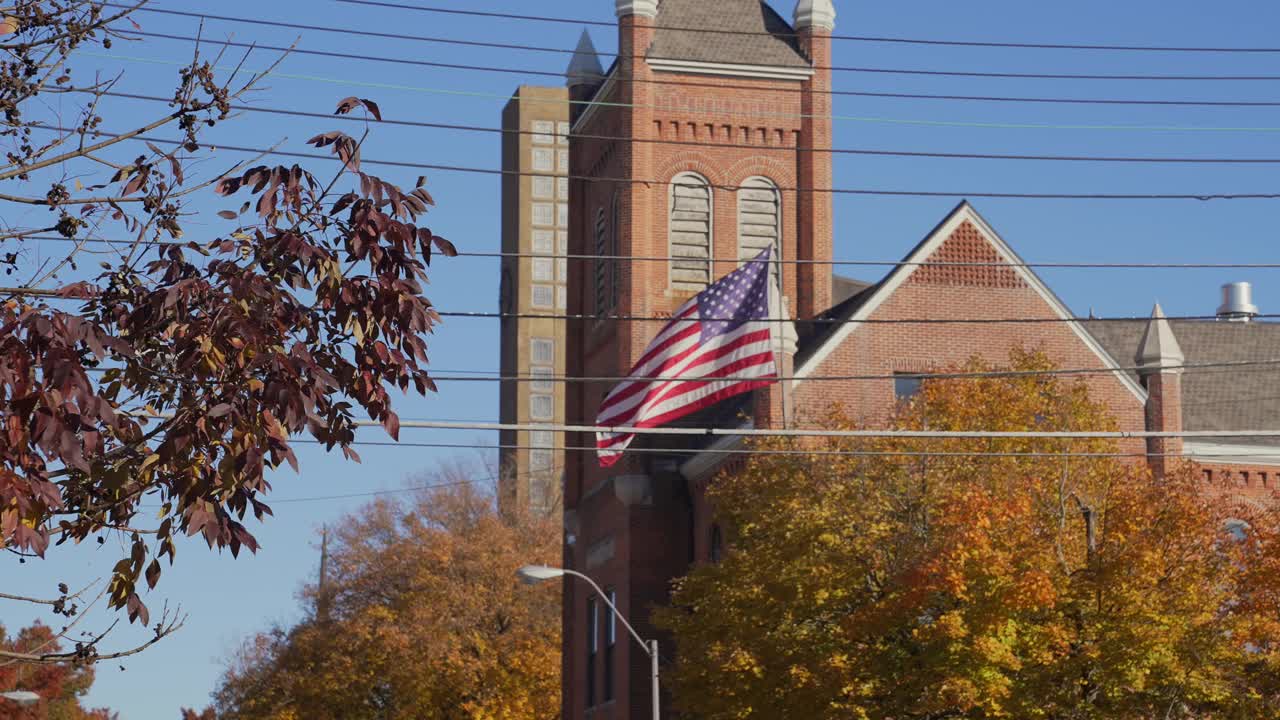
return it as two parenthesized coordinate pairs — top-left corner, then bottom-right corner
(647, 0), (811, 69)
(1083, 319), (1280, 446)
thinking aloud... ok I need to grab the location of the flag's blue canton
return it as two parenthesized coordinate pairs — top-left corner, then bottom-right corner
(696, 248), (771, 342)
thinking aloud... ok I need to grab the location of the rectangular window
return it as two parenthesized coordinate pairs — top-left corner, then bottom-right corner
(530, 448), (553, 472)
(557, 121), (570, 144)
(532, 175), (554, 199)
(557, 285), (567, 310)
(530, 338), (554, 365)
(587, 598), (598, 708)
(557, 258), (569, 283)
(530, 474), (555, 513)
(558, 149), (570, 172)
(530, 394), (554, 420)
(557, 176), (569, 199)
(530, 366), (555, 393)
(532, 229), (554, 255)
(532, 148), (554, 172)
(532, 203), (554, 227)
(894, 373), (923, 402)
(603, 589), (616, 702)
(532, 257), (554, 282)
(531, 285), (554, 309)
(530, 429), (554, 448)
(532, 120), (554, 145)
(557, 203), (569, 228)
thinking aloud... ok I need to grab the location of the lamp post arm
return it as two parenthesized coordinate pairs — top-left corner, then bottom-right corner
(561, 568), (654, 658)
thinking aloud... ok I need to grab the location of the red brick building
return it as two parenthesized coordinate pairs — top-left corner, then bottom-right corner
(556, 2), (1279, 718)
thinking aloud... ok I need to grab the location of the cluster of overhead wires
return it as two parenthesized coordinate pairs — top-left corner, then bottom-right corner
(12, 1), (1280, 501)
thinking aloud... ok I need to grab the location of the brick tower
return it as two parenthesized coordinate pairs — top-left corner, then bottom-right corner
(561, 1), (836, 717)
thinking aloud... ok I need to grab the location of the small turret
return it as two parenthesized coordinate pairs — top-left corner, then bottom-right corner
(565, 29), (605, 88)
(1136, 303), (1185, 371)
(616, 0), (658, 18)
(794, 0), (836, 31)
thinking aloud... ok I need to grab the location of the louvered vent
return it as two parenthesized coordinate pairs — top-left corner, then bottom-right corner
(669, 173), (712, 292)
(737, 177), (780, 281)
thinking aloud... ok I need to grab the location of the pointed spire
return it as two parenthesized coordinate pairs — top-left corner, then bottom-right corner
(565, 29), (604, 87)
(1136, 303), (1185, 371)
(794, 0), (836, 31)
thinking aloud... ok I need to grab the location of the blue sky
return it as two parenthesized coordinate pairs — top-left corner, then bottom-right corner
(6, 0), (1280, 717)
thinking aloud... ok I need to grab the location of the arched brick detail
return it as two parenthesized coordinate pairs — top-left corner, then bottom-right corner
(654, 152), (727, 188)
(723, 155), (798, 189)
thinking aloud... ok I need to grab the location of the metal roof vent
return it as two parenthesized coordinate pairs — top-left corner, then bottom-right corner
(1217, 282), (1259, 322)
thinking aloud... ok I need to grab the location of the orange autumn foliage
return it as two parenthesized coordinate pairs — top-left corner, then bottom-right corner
(211, 470), (560, 720)
(657, 349), (1280, 720)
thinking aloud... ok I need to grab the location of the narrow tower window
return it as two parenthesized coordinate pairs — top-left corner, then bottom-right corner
(669, 172), (712, 292)
(738, 177), (781, 285)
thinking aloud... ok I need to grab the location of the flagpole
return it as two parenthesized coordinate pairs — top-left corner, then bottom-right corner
(772, 248), (791, 430)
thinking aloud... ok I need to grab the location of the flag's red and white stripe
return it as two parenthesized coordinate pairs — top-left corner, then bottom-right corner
(595, 300), (777, 467)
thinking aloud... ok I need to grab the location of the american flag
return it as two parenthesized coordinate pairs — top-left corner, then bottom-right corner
(596, 247), (778, 467)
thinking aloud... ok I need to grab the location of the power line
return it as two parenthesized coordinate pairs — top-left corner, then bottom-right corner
(289, 439), (1279, 463)
(111, 411), (1280, 443)
(101, 90), (1280, 164)
(32, 125), (1280, 201)
(24, 233), (1280, 270)
(126, 31), (1280, 108)
(315, 417), (1280, 442)
(103, 5), (1280, 82)
(72, 358), (1280, 387)
(333, 0), (1280, 55)
(89, 51), (1280, 134)
(11, 278), (1278, 324)
(432, 310), (1280, 325)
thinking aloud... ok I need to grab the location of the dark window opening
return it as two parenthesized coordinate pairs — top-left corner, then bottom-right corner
(604, 589), (616, 702)
(587, 598), (598, 708)
(894, 373), (923, 402)
(710, 524), (724, 564)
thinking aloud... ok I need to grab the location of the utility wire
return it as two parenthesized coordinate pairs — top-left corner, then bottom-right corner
(73, 359), (1280, 387)
(24, 233), (1280, 270)
(288, 438), (1278, 463)
(121, 412), (1280, 442)
(102, 6), (1280, 81)
(33, 125), (1280, 200)
(88, 51), (1280, 133)
(432, 310), (1280, 325)
(99, 89), (1280, 164)
(332, 0), (1280, 54)
(127, 31), (1280, 108)
(10, 280), (1278, 325)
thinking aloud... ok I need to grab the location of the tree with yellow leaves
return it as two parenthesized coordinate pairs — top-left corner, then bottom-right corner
(657, 349), (1280, 719)
(211, 466), (561, 720)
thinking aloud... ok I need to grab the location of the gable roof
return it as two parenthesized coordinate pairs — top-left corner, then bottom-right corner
(647, 0), (811, 69)
(793, 201), (1148, 404)
(1084, 318), (1280, 447)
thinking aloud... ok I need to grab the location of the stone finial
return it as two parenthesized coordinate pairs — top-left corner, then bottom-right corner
(565, 29), (605, 86)
(794, 0), (836, 31)
(616, 0), (659, 19)
(1136, 303), (1185, 371)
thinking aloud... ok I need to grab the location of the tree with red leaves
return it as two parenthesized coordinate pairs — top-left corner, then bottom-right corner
(0, 622), (115, 718)
(0, 2), (455, 665)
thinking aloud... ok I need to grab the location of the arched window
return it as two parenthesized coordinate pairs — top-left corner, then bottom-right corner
(593, 207), (609, 313)
(709, 524), (723, 564)
(669, 172), (712, 293)
(737, 177), (781, 284)
(609, 191), (620, 309)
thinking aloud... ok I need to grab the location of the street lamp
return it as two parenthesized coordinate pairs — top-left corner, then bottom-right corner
(1, 690), (40, 706)
(518, 565), (661, 720)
